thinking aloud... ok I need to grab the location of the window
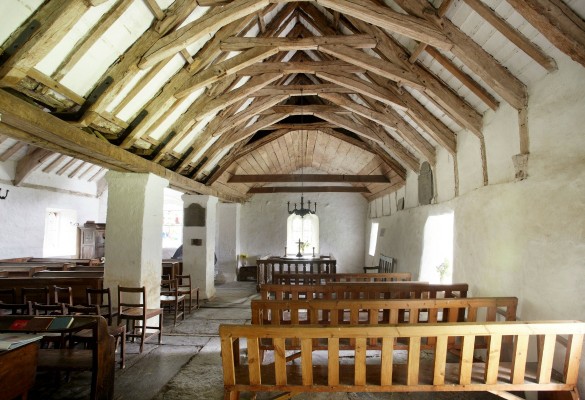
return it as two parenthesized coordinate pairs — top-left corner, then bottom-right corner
(419, 212), (454, 283)
(43, 208), (78, 257)
(162, 189), (183, 250)
(368, 222), (379, 256)
(286, 214), (319, 255)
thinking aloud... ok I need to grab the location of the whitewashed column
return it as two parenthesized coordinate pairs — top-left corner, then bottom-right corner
(103, 172), (168, 308)
(182, 195), (218, 299)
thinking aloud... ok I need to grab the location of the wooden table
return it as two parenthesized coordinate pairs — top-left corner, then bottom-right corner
(0, 341), (39, 400)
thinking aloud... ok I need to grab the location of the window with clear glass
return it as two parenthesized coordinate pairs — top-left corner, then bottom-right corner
(286, 214), (319, 255)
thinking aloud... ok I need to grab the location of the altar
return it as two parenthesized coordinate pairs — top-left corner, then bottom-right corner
(256, 254), (336, 289)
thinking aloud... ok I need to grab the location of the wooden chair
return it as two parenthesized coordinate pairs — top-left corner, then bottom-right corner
(176, 274), (199, 312)
(86, 287), (126, 368)
(160, 279), (186, 325)
(363, 254), (395, 273)
(69, 300), (127, 369)
(21, 286), (50, 305)
(117, 286), (163, 353)
(86, 288), (114, 324)
(0, 288), (28, 315)
(53, 285), (73, 308)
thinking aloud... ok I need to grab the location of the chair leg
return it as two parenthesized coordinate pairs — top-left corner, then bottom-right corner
(140, 321), (146, 353)
(158, 314), (163, 344)
(119, 327), (126, 369)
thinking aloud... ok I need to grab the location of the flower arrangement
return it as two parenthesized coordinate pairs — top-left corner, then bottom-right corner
(299, 241), (311, 252)
(239, 253), (248, 266)
(436, 259), (450, 283)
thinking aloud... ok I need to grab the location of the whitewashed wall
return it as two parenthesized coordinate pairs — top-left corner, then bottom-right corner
(241, 191), (368, 272)
(0, 177), (100, 258)
(366, 54), (585, 394)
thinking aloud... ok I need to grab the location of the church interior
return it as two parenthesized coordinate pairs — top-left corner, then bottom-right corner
(0, 0), (584, 399)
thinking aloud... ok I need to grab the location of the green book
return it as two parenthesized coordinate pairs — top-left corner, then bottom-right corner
(48, 317), (74, 330)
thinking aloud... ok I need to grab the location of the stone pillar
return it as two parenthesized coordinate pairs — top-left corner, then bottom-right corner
(103, 172), (168, 308)
(182, 195), (218, 299)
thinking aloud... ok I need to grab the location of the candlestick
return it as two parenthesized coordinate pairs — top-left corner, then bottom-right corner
(284, 246), (287, 256)
(312, 247), (315, 257)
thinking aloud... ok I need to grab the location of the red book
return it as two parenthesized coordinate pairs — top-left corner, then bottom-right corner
(9, 320), (29, 330)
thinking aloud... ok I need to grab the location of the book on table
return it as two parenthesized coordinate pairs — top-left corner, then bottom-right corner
(9, 317), (55, 331)
(0, 333), (43, 350)
(48, 316), (74, 330)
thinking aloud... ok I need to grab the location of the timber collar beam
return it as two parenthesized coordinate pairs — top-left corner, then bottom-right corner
(229, 174), (390, 183)
(0, 90), (243, 202)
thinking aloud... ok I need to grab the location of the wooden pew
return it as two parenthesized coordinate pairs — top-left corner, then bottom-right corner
(0, 315), (115, 400)
(27, 257), (101, 266)
(272, 272), (412, 285)
(260, 282), (468, 301)
(0, 277), (103, 306)
(33, 271), (104, 279)
(0, 265), (48, 277)
(250, 297), (518, 357)
(220, 320), (585, 400)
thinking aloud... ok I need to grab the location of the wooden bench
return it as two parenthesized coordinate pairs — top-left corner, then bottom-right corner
(272, 272), (412, 285)
(219, 320), (585, 400)
(250, 297), (518, 359)
(33, 271), (104, 279)
(0, 277), (103, 306)
(260, 282), (468, 301)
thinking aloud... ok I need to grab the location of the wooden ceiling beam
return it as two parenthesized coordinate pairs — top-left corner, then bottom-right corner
(506, 0), (585, 69)
(319, 45), (425, 90)
(219, 34), (378, 51)
(211, 94), (289, 138)
(314, 0), (452, 51)
(230, 174), (390, 183)
(0, 0), (89, 87)
(193, 73), (284, 122)
(248, 186), (370, 194)
(462, 0), (557, 72)
(316, 71), (406, 111)
(319, 92), (436, 165)
(53, 0), (135, 82)
(139, 0), (270, 69)
(345, 15), (483, 137)
(394, 0), (528, 110)
(176, 47), (279, 98)
(254, 84), (353, 96)
(237, 61), (366, 76)
(14, 147), (54, 186)
(0, 90), (242, 201)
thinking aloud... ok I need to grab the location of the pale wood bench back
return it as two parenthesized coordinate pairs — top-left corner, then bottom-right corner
(272, 272), (412, 285)
(220, 320), (585, 398)
(251, 297), (517, 325)
(260, 282), (468, 301)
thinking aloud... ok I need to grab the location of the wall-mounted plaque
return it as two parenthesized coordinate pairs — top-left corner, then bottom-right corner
(184, 204), (205, 227)
(418, 161), (433, 205)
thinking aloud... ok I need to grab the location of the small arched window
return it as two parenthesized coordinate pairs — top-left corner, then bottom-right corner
(286, 214), (319, 255)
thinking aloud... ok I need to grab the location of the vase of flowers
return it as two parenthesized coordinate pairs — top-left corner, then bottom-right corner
(239, 253), (248, 267)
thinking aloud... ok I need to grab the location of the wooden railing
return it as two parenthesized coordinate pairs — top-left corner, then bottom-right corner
(257, 257), (336, 288)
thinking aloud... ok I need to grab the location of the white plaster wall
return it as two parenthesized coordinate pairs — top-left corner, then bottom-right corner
(365, 54), (585, 395)
(457, 129), (484, 194)
(483, 103), (519, 184)
(0, 180), (100, 258)
(404, 170), (419, 209)
(216, 202), (240, 279)
(241, 192), (368, 272)
(434, 147), (455, 202)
